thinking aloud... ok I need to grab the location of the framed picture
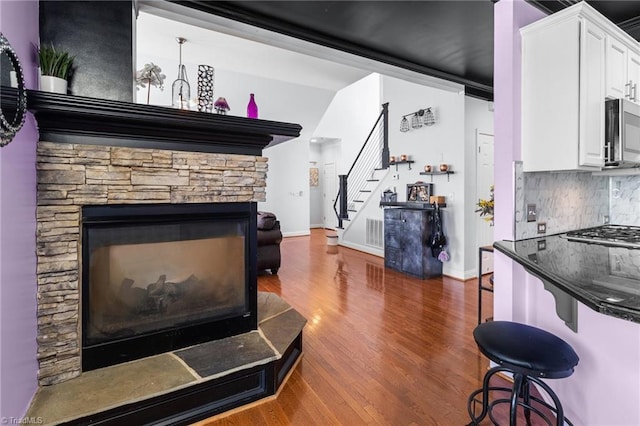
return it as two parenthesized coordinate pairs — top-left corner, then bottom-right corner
(406, 183), (433, 202)
(309, 167), (319, 187)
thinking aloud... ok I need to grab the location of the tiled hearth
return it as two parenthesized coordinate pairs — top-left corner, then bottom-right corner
(27, 292), (306, 424)
(35, 141), (268, 385)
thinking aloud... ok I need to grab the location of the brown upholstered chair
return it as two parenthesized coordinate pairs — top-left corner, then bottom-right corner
(257, 211), (282, 274)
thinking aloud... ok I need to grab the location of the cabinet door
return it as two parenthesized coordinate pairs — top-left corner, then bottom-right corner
(522, 17), (581, 171)
(579, 19), (606, 168)
(628, 50), (640, 103)
(606, 35), (628, 99)
(400, 210), (426, 278)
(384, 209), (402, 249)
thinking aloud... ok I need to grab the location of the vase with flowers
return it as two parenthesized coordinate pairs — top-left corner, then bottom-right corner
(475, 185), (494, 226)
(135, 63), (166, 104)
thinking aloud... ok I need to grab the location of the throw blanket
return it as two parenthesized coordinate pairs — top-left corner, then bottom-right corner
(257, 211), (277, 230)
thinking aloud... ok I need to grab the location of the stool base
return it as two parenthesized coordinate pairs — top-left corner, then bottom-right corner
(467, 366), (573, 426)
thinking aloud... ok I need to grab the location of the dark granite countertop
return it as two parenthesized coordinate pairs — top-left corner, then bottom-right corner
(495, 234), (640, 324)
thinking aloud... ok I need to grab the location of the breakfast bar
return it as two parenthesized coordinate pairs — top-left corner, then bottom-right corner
(494, 226), (640, 327)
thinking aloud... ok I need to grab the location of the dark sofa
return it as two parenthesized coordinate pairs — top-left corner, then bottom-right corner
(257, 211), (282, 274)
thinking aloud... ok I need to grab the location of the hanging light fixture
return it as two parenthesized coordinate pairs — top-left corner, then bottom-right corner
(399, 106), (437, 132)
(172, 37), (190, 109)
(400, 116), (410, 132)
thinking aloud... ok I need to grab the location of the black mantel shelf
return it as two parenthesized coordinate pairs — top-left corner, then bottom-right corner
(23, 90), (303, 155)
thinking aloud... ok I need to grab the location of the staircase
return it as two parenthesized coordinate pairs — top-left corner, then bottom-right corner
(334, 103), (389, 229)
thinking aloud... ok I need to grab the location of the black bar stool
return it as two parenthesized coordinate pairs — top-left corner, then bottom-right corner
(467, 321), (579, 426)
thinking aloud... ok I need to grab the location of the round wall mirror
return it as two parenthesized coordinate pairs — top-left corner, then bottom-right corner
(0, 32), (27, 147)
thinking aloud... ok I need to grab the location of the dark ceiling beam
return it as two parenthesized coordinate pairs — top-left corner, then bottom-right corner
(618, 15), (640, 38)
(525, 0), (579, 16)
(526, 0), (640, 40)
(170, 0), (494, 100)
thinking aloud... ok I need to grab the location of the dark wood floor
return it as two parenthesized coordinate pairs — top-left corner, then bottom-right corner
(201, 229), (497, 424)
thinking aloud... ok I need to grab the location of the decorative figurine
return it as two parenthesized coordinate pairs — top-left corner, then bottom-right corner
(214, 97), (230, 114)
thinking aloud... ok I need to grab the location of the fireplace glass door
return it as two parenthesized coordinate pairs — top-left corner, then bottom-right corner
(82, 202), (257, 370)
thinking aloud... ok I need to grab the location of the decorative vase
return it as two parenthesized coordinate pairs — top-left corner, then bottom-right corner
(247, 93), (258, 119)
(197, 65), (215, 112)
(424, 165), (432, 172)
(39, 75), (67, 94)
(439, 164), (449, 172)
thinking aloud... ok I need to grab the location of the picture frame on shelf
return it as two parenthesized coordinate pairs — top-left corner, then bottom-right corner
(406, 183), (433, 202)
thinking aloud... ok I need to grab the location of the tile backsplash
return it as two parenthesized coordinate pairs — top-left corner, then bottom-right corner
(610, 175), (640, 225)
(514, 162), (609, 239)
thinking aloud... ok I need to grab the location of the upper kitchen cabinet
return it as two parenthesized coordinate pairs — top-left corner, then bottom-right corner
(606, 35), (640, 103)
(521, 3), (606, 172)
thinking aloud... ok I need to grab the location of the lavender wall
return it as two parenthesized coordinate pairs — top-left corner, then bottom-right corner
(494, 1), (640, 423)
(493, 0), (545, 325)
(0, 0), (39, 419)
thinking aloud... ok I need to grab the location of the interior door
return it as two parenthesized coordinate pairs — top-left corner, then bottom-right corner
(476, 131), (494, 274)
(323, 162), (337, 230)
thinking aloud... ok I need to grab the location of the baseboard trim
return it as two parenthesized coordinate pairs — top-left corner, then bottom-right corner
(283, 230), (311, 238)
(338, 241), (383, 258)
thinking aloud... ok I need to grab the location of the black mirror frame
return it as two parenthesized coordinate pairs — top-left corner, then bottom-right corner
(0, 32), (28, 147)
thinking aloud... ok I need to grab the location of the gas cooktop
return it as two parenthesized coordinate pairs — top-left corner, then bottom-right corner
(565, 225), (640, 248)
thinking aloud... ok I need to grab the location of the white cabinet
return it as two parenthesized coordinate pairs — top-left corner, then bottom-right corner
(606, 36), (628, 99)
(521, 7), (605, 172)
(628, 51), (640, 103)
(580, 20), (607, 168)
(606, 36), (640, 103)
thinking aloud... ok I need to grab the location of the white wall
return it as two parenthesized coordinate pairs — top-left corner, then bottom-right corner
(378, 75), (467, 278)
(310, 74), (383, 251)
(136, 52), (337, 236)
(260, 140), (311, 236)
(315, 72), (489, 279)
(464, 97), (495, 277)
(312, 74), (382, 175)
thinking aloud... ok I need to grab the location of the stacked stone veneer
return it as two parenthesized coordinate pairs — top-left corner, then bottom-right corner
(36, 141), (267, 385)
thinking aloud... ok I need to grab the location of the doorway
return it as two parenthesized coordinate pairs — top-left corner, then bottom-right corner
(476, 130), (494, 274)
(312, 138), (340, 230)
(323, 162), (337, 230)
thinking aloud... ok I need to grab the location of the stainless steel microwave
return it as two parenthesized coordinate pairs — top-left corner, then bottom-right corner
(605, 98), (640, 168)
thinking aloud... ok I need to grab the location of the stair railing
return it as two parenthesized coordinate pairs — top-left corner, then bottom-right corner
(334, 103), (389, 229)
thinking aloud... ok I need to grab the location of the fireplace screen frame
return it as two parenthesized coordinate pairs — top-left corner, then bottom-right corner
(81, 202), (258, 371)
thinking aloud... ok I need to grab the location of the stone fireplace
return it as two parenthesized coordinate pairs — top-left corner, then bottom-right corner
(36, 141), (267, 384)
(25, 91), (303, 422)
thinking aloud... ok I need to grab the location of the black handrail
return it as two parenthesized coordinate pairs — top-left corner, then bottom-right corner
(345, 103), (388, 177)
(333, 103), (389, 229)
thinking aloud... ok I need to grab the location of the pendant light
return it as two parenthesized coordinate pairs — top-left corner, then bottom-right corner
(172, 37), (190, 109)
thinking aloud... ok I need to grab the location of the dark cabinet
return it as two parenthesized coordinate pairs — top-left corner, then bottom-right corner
(384, 208), (443, 279)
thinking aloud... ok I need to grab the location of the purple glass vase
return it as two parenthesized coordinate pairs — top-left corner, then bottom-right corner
(247, 93), (258, 119)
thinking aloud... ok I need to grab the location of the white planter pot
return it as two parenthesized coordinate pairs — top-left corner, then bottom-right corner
(39, 75), (67, 94)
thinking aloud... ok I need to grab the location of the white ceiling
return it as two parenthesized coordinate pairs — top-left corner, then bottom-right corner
(137, 1), (464, 95)
(136, 10), (370, 92)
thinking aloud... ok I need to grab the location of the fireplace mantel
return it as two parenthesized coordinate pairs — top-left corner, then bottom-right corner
(25, 90), (302, 155)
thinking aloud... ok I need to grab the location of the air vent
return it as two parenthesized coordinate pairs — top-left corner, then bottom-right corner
(366, 218), (384, 248)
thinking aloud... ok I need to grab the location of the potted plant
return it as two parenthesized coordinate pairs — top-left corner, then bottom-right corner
(475, 185), (494, 226)
(37, 44), (74, 94)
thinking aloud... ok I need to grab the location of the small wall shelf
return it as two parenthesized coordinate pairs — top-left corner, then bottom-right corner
(389, 160), (414, 170)
(419, 171), (454, 182)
